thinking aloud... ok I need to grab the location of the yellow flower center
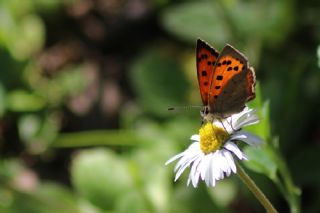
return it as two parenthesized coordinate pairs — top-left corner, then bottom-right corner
(200, 122), (230, 154)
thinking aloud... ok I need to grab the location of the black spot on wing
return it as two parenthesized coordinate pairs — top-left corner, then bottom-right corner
(201, 54), (208, 59)
(216, 75), (223, 80)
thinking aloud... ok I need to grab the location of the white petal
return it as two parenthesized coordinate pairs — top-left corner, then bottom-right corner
(231, 131), (263, 146)
(174, 153), (200, 181)
(229, 107), (250, 124)
(212, 107), (259, 134)
(173, 142), (200, 171)
(224, 141), (245, 160)
(187, 177), (191, 186)
(212, 119), (233, 134)
(235, 116), (259, 129)
(189, 155), (203, 187)
(166, 146), (193, 169)
(231, 108), (259, 130)
(165, 152), (185, 165)
(190, 134), (200, 141)
(217, 150), (231, 176)
(217, 153), (227, 179)
(202, 154), (213, 186)
(206, 155), (216, 187)
(242, 153), (249, 161)
(222, 150), (236, 173)
(199, 154), (210, 180)
(212, 151), (224, 180)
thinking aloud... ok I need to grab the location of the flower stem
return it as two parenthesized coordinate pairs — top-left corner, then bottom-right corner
(236, 162), (278, 213)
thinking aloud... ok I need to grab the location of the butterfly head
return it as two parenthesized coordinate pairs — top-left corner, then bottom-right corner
(200, 106), (215, 123)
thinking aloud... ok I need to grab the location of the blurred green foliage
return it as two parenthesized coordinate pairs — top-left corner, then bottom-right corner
(0, 0), (320, 212)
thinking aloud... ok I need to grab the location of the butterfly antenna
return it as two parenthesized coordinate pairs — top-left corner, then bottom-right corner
(168, 106), (202, 111)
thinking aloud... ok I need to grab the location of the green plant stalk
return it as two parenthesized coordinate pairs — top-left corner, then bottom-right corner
(273, 147), (301, 213)
(236, 162), (278, 213)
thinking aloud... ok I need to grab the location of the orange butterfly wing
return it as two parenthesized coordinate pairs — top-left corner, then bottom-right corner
(196, 39), (219, 106)
(208, 44), (256, 116)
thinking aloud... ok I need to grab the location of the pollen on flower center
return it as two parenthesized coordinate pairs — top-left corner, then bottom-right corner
(199, 122), (230, 154)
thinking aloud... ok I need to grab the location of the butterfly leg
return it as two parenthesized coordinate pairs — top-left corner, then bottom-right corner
(218, 116), (238, 133)
(229, 116), (237, 131)
(224, 116), (238, 132)
(218, 118), (228, 132)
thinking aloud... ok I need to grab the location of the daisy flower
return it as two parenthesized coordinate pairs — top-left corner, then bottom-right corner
(165, 107), (262, 187)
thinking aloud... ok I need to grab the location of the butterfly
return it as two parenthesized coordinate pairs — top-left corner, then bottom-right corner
(196, 39), (256, 122)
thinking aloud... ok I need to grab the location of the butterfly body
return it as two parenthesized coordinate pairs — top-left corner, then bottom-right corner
(196, 39), (256, 122)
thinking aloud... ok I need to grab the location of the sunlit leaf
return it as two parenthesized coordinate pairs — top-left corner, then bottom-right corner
(224, 0), (293, 45)
(7, 90), (46, 112)
(244, 145), (278, 181)
(161, 1), (230, 46)
(0, 159), (24, 181)
(18, 114), (41, 142)
(115, 191), (148, 213)
(132, 140), (173, 212)
(71, 149), (134, 210)
(19, 113), (60, 153)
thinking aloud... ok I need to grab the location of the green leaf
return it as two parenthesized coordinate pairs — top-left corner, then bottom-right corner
(0, 159), (24, 181)
(71, 149), (134, 210)
(246, 83), (271, 142)
(35, 182), (80, 213)
(18, 113), (60, 153)
(244, 145), (278, 181)
(53, 65), (87, 96)
(9, 15), (45, 60)
(115, 191), (148, 213)
(44, 65), (87, 105)
(132, 142), (173, 212)
(130, 49), (189, 116)
(7, 90), (46, 112)
(244, 83), (279, 179)
(161, 1), (230, 45)
(5, 184), (80, 213)
(18, 114), (41, 142)
(225, 0), (293, 45)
